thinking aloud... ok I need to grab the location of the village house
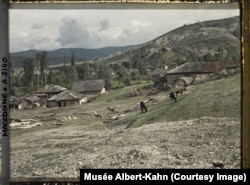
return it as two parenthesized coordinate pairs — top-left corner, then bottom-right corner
(219, 61), (241, 76)
(32, 84), (68, 106)
(9, 96), (22, 111)
(47, 90), (87, 108)
(19, 94), (41, 109)
(151, 68), (168, 89)
(71, 79), (105, 97)
(166, 62), (221, 86)
(34, 84), (68, 99)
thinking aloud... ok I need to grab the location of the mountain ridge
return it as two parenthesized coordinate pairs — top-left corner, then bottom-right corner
(10, 45), (136, 68)
(10, 15), (240, 69)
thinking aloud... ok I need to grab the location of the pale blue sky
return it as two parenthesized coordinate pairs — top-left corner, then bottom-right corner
(9, 8), (240, 52)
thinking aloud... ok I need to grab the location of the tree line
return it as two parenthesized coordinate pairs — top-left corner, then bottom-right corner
(10, 51), (150, 96)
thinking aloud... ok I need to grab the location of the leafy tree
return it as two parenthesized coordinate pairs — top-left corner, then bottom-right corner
(47, 71), (67, 87)
(35, 53), (42, 89)
(77, 62), (91, 80)
(97, 63), (112, 90)
(90, 62), (99, 79)
(174, 57), (186, 65)
(71, 51), (76, 66)
(121, 61), (130, 69)
(63, 66), (78, 89)
(47, 71), (55, 85)
(159, 47), (167, 68)
(203, 53), (215, 62)
(123, 77), (131, 86)
(40, 52), (48, 87)
(113, 63), (128, 86)
(138, 61), (148, 77)
(134, 73), (142, 84)
(187, 53), (199, 63)
(23, 58), (35, 92)
(214, 47), (224, 62)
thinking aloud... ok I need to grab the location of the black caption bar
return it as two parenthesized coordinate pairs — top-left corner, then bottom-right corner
(80, 169), (249, 184)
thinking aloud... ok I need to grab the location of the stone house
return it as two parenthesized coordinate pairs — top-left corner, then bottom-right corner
(19, 94), (41, 109)
(9, 96), (22, 111)
(151, 68), (168, 89)
(33, 84), (68, 106)
(47, 90), (87, 108)
(219, 61), (241, 77)
(71, 79), (105, 96)
(166, 62), (221, 85)
(34, 84), (68, 99)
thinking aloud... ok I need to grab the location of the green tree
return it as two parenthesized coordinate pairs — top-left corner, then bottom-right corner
(159, 47), (167, 68)
(23, 58), (35, 92)
(35, 53), (42, 89)
(113, 63), (127, 86)
(71, 51), (76, 66)
(40, 52), (48, 87)
(203, 53), (215, 62)
(77, 62), (91, 80)
(47, 71), (68, 87)
(123, 77), (131, 86)
(214, 47), (224, 62)
(63, 66), (78, 89)
(97, 63), (112, 90)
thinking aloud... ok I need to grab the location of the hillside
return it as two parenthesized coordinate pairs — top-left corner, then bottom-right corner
(100, 16), (240, 67)
(10, 16), (240, 69)
(9, 73), (241, 177)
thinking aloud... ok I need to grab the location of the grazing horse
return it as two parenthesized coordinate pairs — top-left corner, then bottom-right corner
(175, 87), (187, 97)
(169, 92), (177, 102)
(140, 101), (147, 113)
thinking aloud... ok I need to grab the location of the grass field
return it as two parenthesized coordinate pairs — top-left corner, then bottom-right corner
(10, 73), (241, 130)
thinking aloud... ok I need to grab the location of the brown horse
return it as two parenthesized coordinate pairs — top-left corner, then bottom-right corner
(140, 101), (147, 113)
(175, 87), (187, 96)
(169, 92), (177, 102)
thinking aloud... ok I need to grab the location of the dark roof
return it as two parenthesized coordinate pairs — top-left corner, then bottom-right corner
(10, 96), (22, 105)
(35, 84), (67, 93)
(25, 95), (40, 103)
(71, 79), (105, 93)
(48, 91), (85, 101)
(167, 62), (220, 74)
(19, 93), (40, 102)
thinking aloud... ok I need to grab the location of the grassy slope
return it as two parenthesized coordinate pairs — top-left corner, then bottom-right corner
(101, 74), (241, 128)
(10, 74), (241, 131)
